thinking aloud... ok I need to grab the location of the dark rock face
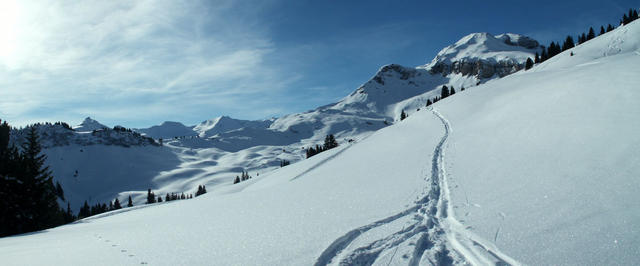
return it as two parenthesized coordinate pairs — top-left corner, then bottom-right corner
(500, 35), (540, 49)
(429, 58), (524, 79)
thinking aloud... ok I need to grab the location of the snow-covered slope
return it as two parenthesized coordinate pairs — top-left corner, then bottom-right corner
(193, 116), (273, 138)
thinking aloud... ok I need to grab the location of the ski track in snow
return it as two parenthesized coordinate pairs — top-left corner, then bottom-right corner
(315, 109), (521, 266)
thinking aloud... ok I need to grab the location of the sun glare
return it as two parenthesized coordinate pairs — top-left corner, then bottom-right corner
(0, 0), (21, 67)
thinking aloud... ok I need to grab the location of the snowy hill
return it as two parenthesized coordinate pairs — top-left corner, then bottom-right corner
(1, 18), (640, 266)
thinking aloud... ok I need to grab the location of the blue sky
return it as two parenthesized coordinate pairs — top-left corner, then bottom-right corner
(0, 0), (637, 128)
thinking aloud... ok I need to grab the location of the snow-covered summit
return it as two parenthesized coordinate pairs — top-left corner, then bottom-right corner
(73, 117), (107, 132)
(193, 116), (273, 138)
(422, 32), (540, 78)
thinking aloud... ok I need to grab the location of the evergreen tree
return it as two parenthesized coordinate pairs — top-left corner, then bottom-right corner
(113, 198), (122, 210)
(600, 26), (605, 35)
(63, 202), (75, 223)
(534, 52), (540, 63)
(440, 85), (450, 99)
(323, 134), (338, 150)
(79, 201), (91, 218)
(525, 58), (534, 70)
(127, 195), (133, 207)
(20, 126), (63, 233)
(234, 176), (240, 184)
(146, 189), (156, 204)
(562, 36), (575, 51)
(587, 27), (595, 40)
(426, 99), (432, 107)
(450, 87), (456, 95)
(541, 48), (548, 62)
(607, 24), (614, 32)
(400, 110), (407, 121)
(157, 196), (162, 202)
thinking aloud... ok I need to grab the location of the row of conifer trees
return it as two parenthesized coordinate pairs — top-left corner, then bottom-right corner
(0, 122), (70, 237)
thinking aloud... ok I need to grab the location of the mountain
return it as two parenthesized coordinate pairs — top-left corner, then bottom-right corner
(13, 32), (541, 211)
(73, 117), (107, 132)
(423, 32), (540, 78)
(2, 19), (639, 265)
(193, 116), (273, 138)
(135, 121), (196, 139)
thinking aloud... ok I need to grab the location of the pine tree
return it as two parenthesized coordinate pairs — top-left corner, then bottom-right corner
(541, 48), (548, 62)
(234, 176), (240, 184)
(562, 36), (574, 51)
(146, 189), (156, 204)
(20, 126), (63, 233)
(607, 24), (614, 32)
(157, 196), (162, 203)
(534, 52), (540, 63)
(450, 87), (456, 95)
(113, 198), (122, 210)
(525, 58), (534, 70)
(600, 26), (605, 35)
(587, 27), (595, 40)
(440, 85), (450, 99)
(127, 195), (133, 207)
(79, 200), (91, 218)
(323, 135), (338, 150)
(426, 99), (432, 107)
(400, 110), (407, 121)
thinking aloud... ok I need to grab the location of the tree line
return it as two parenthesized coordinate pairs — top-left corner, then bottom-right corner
(536, 8), (639, 64)
(305, 134), (339, 159)
(0, 122), (69, 237)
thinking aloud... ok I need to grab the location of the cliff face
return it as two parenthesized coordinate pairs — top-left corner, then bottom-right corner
(428, 57), (523, 78)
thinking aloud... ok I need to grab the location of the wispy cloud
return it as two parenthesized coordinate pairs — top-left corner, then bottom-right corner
(0, 0), (294, 127)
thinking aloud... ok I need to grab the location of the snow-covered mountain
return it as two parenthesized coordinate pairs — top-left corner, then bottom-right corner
(15, 32), (542, 211)
(2, 19), (639, 265)
(193, 116), (273, 138)
(423, 32), (540, 78)
(73, 117), (107, 132)
(135, 121), (196, 139)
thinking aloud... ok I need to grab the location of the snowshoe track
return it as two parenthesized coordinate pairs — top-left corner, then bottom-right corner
(315, 109), (521, 266)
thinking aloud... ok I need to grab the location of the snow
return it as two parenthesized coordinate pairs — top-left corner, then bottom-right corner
(422, 32), (539, 68)
(193, 116), (273, 138)
(73, 117), (108, 132)
(2, 21), (639, 265)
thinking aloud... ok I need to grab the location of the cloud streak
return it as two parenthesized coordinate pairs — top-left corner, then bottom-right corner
(0, 0), (293, 127)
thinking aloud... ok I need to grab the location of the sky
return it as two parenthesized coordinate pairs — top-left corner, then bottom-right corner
(0, 0), (638, 128)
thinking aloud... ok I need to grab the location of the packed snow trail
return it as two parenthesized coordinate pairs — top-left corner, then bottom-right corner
(315, 109), (520, 265)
